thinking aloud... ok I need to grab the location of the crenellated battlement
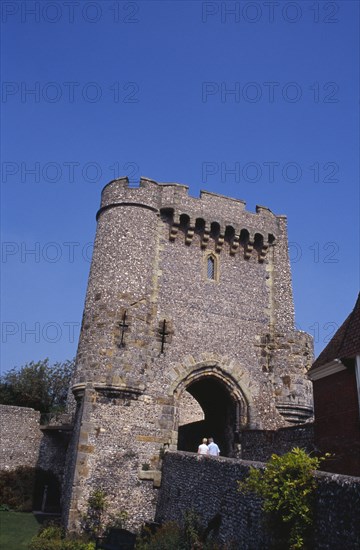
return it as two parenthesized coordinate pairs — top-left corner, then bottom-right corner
(98, 177), (283, 260)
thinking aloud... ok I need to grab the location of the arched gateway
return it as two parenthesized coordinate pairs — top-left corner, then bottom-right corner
(63, 177), (314, 532)
(174, 366), (249, 457)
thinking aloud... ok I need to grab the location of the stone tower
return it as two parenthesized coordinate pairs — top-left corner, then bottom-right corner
(64, 177), (313, 530)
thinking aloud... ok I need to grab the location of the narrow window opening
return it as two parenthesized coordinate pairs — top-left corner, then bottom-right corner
(207, 256), (215, 280)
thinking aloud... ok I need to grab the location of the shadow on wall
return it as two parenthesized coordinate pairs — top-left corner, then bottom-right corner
(35, 425), (72, 513)
(33, 469), (62, 513)
(0, 466), (61, 513)
(177, 378), (238, 457)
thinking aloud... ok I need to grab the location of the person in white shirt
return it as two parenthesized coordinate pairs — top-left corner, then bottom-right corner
(208, 437), (220, 456)
(197, 438), (209, 455)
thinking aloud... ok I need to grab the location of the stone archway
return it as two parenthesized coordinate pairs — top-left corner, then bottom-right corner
(171, 361), (250, 458)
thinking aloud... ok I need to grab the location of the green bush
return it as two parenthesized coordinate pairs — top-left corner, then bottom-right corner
(0, 466), (35, 511)
(0, 467), (61, 512)
(28, 539), (95, 550)
(136, 511), (229, 550)
(238, 447), (328, 550)
(28, 524), (95, 550)
(136, 521), (183, 549)
(36, 525), (64, 540)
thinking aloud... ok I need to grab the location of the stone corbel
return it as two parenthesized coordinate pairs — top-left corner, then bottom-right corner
(230, 233), (240, 255)
(259, 242), (269, 263)
(201, 222), (211, 249)
(244, 234), (254, 259)
(215, 227), (225, 253)
(185, 219), (195, 245)
(169, 213), (180, 241)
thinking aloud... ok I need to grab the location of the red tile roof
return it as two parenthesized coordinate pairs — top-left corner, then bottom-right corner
(310, 293), (360, 370)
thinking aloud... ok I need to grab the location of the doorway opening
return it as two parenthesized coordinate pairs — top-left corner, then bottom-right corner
(177, 376), (239, 457)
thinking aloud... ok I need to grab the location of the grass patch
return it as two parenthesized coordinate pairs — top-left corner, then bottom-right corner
(0, 511), (40, 550)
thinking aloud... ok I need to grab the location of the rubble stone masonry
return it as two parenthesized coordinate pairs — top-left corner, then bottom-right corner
(156, 451), (360, 549)
(63, 177), (314, 530)
(0, 405), (42, 470)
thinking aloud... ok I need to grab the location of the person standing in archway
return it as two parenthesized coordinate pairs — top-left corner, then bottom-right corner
(197, 438), (209, 455)
(208, 437), (220, 456)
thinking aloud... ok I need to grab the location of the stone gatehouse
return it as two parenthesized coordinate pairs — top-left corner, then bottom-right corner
(63, 177), (314, 530)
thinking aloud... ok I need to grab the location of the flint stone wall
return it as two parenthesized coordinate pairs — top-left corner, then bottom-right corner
(156, 451), (360, 549)
(0, 404), (69, 485)
(64, 387), (161, 532)
(241, 423), (314, 462)
(0, 405), (42, 471)
(38, 430), (70, 481)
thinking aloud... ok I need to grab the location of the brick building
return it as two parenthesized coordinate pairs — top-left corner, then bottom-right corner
(308, 293), (360, 476)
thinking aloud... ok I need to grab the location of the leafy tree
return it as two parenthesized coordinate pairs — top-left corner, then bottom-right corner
(238, 447), (328, 550)
(0, 358), (74, 415)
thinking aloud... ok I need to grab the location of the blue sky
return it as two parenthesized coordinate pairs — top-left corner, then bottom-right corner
(1, 0), (359, 373)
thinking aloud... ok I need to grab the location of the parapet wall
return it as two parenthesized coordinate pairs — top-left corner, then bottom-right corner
(241, 423), (314, 462)
(0, 405), (42, 470)
(156, 452), (360, 549)
(99, 177), (281, 246)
